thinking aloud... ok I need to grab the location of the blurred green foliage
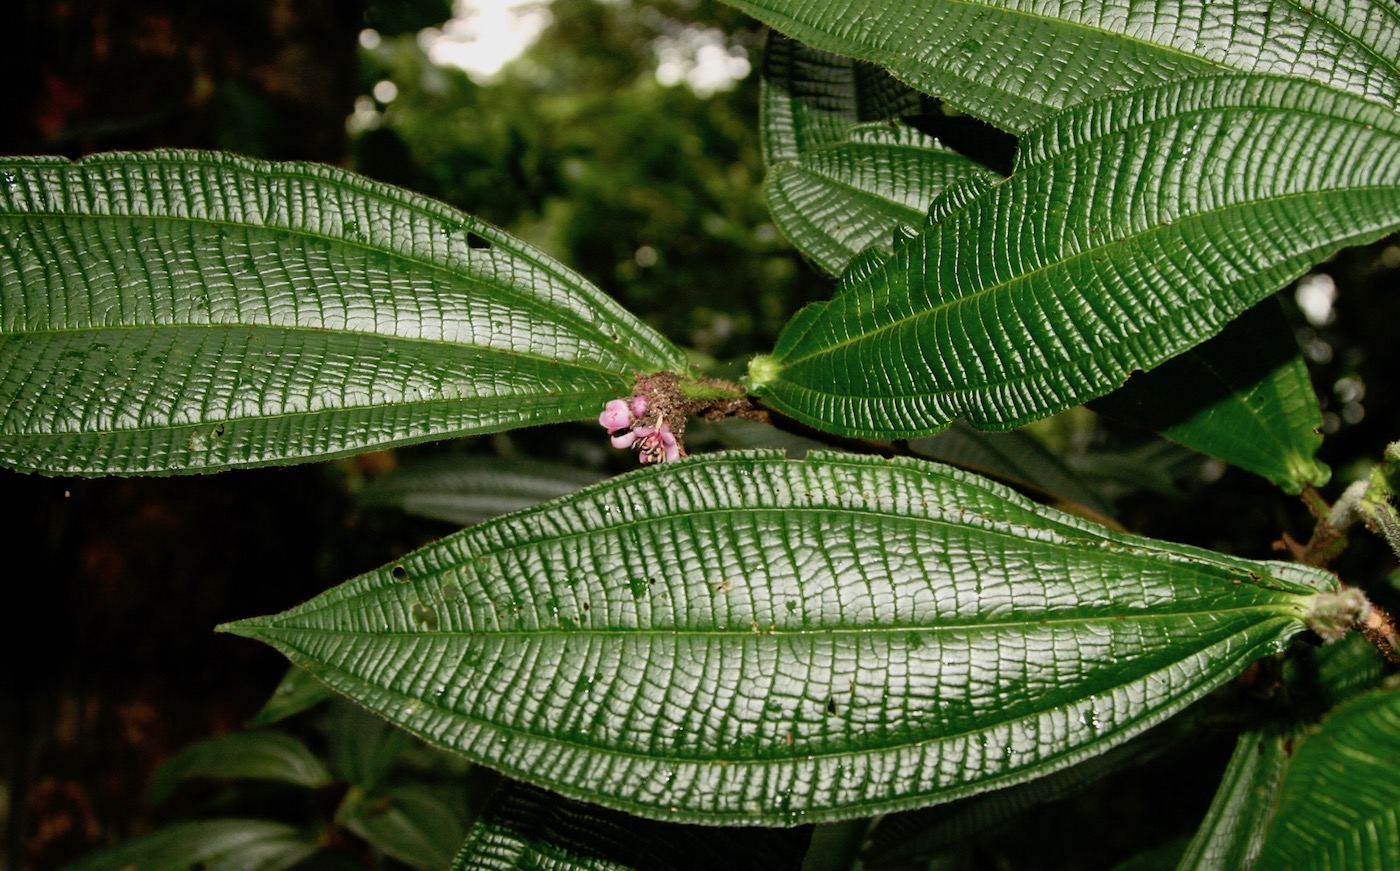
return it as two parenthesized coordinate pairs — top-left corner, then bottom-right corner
(352, 0), (821, 361)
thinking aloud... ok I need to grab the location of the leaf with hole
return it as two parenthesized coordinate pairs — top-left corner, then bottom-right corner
(222, 451), (1343, 825)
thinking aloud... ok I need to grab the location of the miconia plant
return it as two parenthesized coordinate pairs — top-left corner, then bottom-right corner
(11, 1), (1400, 869)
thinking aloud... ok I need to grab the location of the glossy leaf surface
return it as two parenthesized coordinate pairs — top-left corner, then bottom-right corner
(761, 33), (984, 276)
(1092, 301), (1328, 493)
(453, 780), (809, 870)
(224, 451), (1335, 825)
(0, 151), (684, 475)
(749, 75), (1400, 438)
(726, 0), (1400, 133)
(1253, 684), (1400, 870)
(759, 40), (1329, 489)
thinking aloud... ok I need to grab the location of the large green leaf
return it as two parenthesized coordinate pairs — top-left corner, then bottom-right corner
(725, 0), (1400, 134)
(1091, 300), (1329, 493)
(0, 151), (685, 475)
(759, 40), (1329, 491)
(761, 33), (986, 276)
(453, 780), (809, 870)
(222, 451), (1343, 825)
(746, 74), (1400, 439)
(1253, 683), (1400, 870)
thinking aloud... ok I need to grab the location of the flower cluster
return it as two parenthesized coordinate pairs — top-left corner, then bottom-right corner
(598, 394), (681, 464)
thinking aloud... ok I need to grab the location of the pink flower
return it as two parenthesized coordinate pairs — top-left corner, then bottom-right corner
(598, 398), (634, 433)
(635, 421), (681, 464)
(599, 395), (682, 463)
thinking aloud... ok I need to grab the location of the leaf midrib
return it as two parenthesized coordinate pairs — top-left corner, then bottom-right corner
(772, 160), (943, 215)
(0, 317), (636, 379)
(0, 382), (613, 440)
(0, 204), (676, 371)
(264, 601), (1299, 639)
(253, 613), (1297, 772)
(279, 501), (1306, 633)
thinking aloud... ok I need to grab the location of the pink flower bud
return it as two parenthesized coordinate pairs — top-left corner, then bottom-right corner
(630, 394), (649, 417)
(610, 430), (639, 449)
(598, 398), (634, 432)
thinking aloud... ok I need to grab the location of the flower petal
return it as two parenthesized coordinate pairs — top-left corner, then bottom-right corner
(599, 399), (634, 431)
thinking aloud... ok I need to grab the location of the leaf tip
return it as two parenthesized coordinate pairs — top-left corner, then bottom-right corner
(216, 617), (268, 640)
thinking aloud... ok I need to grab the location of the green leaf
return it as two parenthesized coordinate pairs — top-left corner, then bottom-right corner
(0, 151), (685, 476)
(1252, 683), (1400, 870)
(1175, 729), (1292, 871)
(222, 451), (1338, 825)
(147, 729), (333, 804)
(61, 819), (319, 871)
(362, 456), (606, 527)
(1091, 300), (1328, 493)
(725, 0), (1400, 134)
(748, 74), (1400, 439)
(758, 42), (1328, 497)
(761, 33), (986, 276)
(251, 665), (336, 725)
(453, 779), (810, 870)
(338, 783), (470, 871)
